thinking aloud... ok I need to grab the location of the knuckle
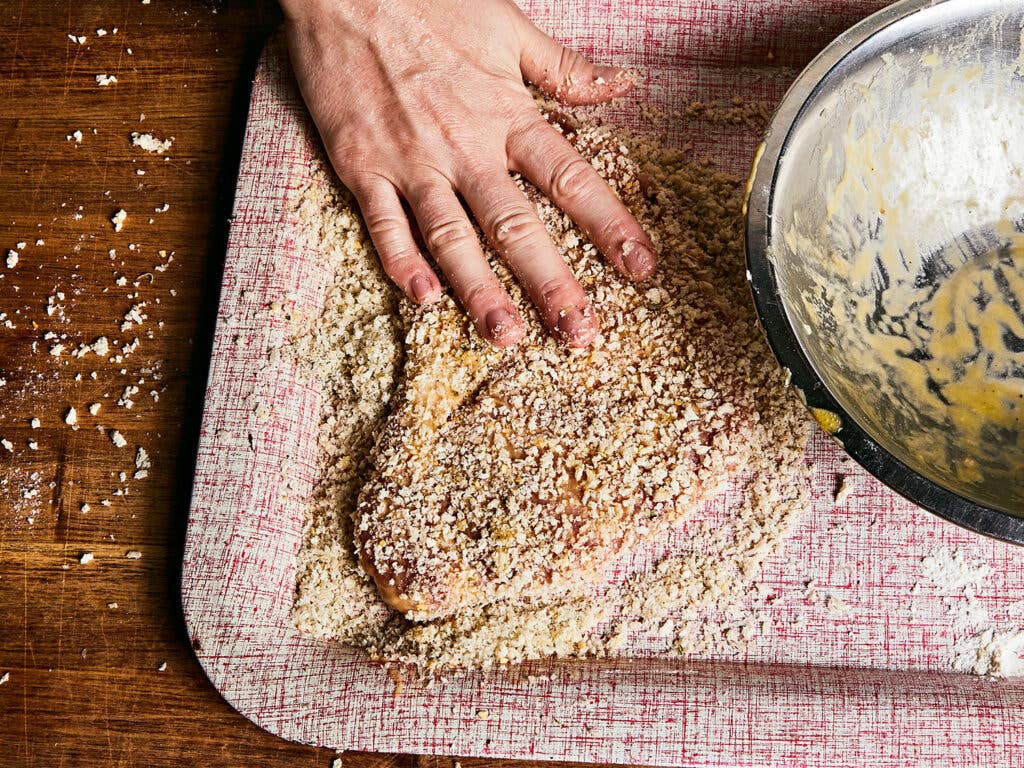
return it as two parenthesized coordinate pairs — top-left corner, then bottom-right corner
(360, 206), (403, 236)
(457, 155), (501, 186)
(321, 125), (353, 159)
(550, 157), (594, 202)
(509, 119), (548, 155)
(328, 141), (374, 180)
(594, 216), (633, 246)
(496, 88), (538, 122)
(380, 247), (420, 273)
(460, 279), (502, 311)
(345, 169), (390, 201)
(536, 276), (578, 308)
(556, 46), (586, 81)
(489, 206), (539, 252)
(424, 216), (475, 253)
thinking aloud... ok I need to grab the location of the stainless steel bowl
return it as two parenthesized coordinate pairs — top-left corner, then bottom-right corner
(746, 0), (1024, 543)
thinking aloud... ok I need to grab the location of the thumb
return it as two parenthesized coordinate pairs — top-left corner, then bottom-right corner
(518, 24), (639, 106)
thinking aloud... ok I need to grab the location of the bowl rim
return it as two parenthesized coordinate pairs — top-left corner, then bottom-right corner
(744, 0), (1024, 545)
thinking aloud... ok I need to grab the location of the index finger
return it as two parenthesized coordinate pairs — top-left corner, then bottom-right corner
(459, 167), (599, 348)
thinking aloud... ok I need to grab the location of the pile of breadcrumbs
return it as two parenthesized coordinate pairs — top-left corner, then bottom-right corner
(289, 105), (813, 669)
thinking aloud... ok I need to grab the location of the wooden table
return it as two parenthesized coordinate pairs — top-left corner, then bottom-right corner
(0, 3), (612, 767)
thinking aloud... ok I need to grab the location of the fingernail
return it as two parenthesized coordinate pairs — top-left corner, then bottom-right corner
(623, 241), (657, 281)
(410, 274), (437, 304)
(555, 305), (597, 346)
(485, 307), (522, 345)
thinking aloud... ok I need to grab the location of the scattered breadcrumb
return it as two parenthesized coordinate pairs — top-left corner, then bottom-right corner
(133, 447), (150, 479)
(79, 552), (94, 565)
(64, 407), (77, 426)
(95, 74), (117, 86)
(80, 503), (91, 513)
(953, 629), (1024, 678)
(0, 672), (8, 685)
(118, 384), (139, 408)
(1, 439), (12, 453)
(107, 602), (118, 609)
(922, 547), (994, 592)
(6, 251), (18, 268)
(110, 430), (127, 448)
(89, 403), (101, 415)
(29, 418), (40, 429)
(111, 209), (127, 232)
(834, 476), (855, 505)
(130, 132), (174, 154)
(89, 336), (110, 357)
(157, 661), (167, 671)
(125, 550), (142, 559)
(120, 303), (146, 331)
(826, 595), (851, 615)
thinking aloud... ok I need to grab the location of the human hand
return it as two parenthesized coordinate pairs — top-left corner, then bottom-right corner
(283, 0), (657, 347)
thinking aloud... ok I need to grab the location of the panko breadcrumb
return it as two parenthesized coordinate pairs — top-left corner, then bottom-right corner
(130, 131), (174, 154)
(355, 121), (797, 619)
(290, 105), (812, 668)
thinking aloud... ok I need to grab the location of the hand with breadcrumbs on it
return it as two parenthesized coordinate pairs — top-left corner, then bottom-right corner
(281, 0), (658, 348)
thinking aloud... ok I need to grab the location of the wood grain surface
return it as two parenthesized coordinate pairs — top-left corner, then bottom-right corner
(0, 3), (624, 767)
